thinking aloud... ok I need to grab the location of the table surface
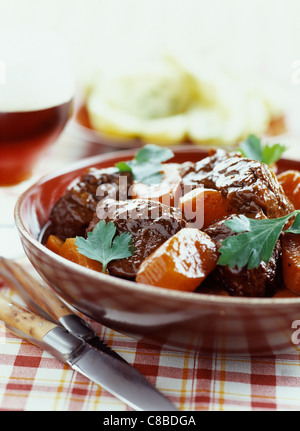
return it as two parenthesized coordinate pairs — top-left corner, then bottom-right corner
(1, 122), (300, 412)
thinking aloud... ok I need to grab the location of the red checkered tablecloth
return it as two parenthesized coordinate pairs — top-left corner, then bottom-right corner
(2, 274), (300, 412)
(1, 126), (300, 412)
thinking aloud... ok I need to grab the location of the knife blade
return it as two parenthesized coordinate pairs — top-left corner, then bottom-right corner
(0, 257), (125, 362)
(0, 292), (177, 411)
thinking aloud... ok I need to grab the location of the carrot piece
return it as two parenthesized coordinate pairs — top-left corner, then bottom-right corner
(59, 238), (104, 273)
(272, 289), (300, 298)
(46, 235), (64, 255)
(281, 233), (300, 294)
(136, 228), (218, 292)
(130, 163), (182, 207)
(178, 188), (234, 229)
(277, 170), (300, 209)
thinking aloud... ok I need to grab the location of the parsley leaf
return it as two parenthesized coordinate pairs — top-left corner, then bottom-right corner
(261, 143), (287, 166)
(238, 135), (287, 166)
(75, 220), (135, 273)
(115, 144), (174, 185)
(239, 135), (263, 162)
(286, 212), (300, 235)
(218, 211), (300, 270)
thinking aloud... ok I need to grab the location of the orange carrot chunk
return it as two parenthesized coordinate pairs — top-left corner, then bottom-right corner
(178, 188), (234, 230)
(282, 233), (300, 294)
(277, 170), (300, 209)
(46, 235), (64, 255)
(59, 238), (104, 273)
(136, 228), (218, 292)
(273, 289), (300, 298)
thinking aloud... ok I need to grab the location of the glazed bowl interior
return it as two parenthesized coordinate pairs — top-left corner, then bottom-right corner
(14, 146), (300, 356)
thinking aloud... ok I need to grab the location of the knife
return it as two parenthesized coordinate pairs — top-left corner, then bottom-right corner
(0, 258), (177, 411)
(0, 291), (177, 411)
(0, 257), (125, 362)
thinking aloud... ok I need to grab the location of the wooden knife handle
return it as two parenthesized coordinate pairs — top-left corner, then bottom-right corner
(0, 292), (57, 342)
(0, 258), (72, 321)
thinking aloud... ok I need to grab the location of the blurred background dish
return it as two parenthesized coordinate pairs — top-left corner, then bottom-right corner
(1, 0), (299, 156)
(79, 53), (287, 148)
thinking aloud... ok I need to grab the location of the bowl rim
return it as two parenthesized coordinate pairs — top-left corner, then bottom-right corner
(14, 145), (300, 308)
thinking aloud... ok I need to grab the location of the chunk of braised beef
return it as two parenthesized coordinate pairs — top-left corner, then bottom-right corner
(204, 216), (282, 297)
(49, 168), (133, 240)
(87, 198), (189, 280)
(182, 149), (294, 219)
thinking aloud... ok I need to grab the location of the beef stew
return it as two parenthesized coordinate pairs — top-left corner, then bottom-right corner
(44, 148), (300, 298)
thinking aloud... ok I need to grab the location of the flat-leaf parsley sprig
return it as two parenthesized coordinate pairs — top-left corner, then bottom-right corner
(115, 144), (174, 185)
(237, 135), (287, 166)
(75, 220), (135, 273)
(218, 211), (300, 270)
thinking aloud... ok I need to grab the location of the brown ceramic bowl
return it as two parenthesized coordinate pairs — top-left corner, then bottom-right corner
(14, 146), (300, 356)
